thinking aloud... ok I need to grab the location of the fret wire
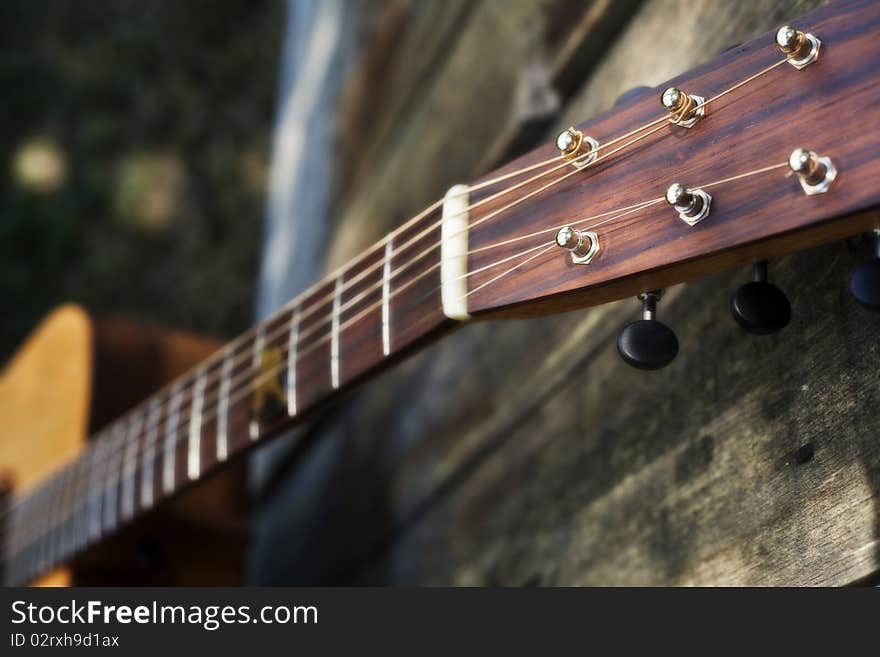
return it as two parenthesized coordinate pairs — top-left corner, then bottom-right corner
(30, 485), (45, 578)
(382, 240), (393, 356)
(102, 424), (126, 533)
(43, 468), (61, 574)
(188, 367), (207, 479)
(217, 347), (234, 461)
(41, 465), (57, 572)
(121, 411), (144, 520)
(140, 400), (162, 509)
(57, 461), (73, 560)
(74, 444), (92, 552)
(65, 458), (82, 558)
(55, 462), (76, 565)
(162, 384), (184, 495)
(26, 483), (42, 579)
(249, 327), (265, 441)
(331, 276), (343, 389)
(70, 456), (87, 556)
(287, 307), (300, 416)
(87, 435), (108, 542)
(75, 446), (92, 553)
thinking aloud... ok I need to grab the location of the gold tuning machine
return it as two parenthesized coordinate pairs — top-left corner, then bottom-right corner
(555, 226), (600, 265)
(775, 25), (821, 69)
(661, 87), (706, 129)
(555, 127), (599, 170)
(788, 147), (836, 195)
(665, 182), (712, 226)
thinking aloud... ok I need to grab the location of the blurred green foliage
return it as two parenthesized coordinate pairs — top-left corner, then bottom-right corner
(1, 0), (283, 364)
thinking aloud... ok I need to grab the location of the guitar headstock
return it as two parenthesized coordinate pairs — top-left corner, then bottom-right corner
(454, 0), (879, 322)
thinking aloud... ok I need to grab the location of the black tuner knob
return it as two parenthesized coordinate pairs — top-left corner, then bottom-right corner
(850, 229), (880, 311)
(617, 290), (679, 370)
(730, 261), (791, 334)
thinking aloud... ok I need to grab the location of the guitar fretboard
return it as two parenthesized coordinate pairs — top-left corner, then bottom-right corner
(1, 213), (452, 586)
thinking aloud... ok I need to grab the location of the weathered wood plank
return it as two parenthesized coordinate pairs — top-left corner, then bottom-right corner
(327, 0), (632, 269)
(268, 0), (880, 586)
(376, 244), (880, 585)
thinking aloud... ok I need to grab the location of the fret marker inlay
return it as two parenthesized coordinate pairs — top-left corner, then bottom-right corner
(382, 240), (393, 356)
(331, 276), (343, 389)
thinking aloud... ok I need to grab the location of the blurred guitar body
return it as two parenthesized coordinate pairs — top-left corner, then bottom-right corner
(0, 305), (248, 585)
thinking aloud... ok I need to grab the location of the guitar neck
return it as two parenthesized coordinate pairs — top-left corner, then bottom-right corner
(5, 0), (880, 586)
(2, 216), (454, 585)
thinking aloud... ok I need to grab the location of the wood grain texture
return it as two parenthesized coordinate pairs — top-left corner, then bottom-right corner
(288, 0), (880, 586)
(464, 0), (880, 318)
(328, 0), (637, 270)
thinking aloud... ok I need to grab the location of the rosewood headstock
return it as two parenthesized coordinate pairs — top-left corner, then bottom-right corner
(454, 0), (879, 332)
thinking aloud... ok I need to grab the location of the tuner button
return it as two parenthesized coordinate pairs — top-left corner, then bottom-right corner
(555, 127), (578, 154)
(617, 291), (678, 370)
(849, 229), (880, 311)
(729, 261), (791, 335)
(776, 25), (801, 52)
(618, 320), (679, 370)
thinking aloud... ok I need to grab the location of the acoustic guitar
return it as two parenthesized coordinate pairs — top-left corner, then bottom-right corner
(2, 0), (878, 586)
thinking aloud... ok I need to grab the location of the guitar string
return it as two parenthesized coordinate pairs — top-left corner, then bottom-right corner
(2, 60), (787, 568)
(2, 54), (797, 549)
(73, 52), (798, 471)
(3, 153), (797, 562)
(10, 114), (676, 514)
(3, 292), (450, 575)
(2, 88), (786, 564)
(0, 191), (658, 556)
(0, 58), (807, 578)
(4, 196), (661, 564)
(68, 134), (678, 476)
(146, 53), (793, 407)
(4, 156), (800, 577)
